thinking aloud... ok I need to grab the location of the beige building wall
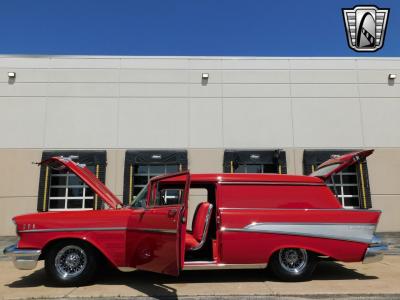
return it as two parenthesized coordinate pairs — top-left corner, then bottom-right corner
(0, 147), (399, 235)
(0, 56), (399, 235)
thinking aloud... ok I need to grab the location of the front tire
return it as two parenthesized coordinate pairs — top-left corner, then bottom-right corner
(45, 241), (97, 286)
(269, 248), (317, 282)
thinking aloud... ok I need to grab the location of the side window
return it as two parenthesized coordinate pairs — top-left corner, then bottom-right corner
(303, 149), (372, 209)
(223, 149), (287, 174)
(150, 182), (184, 207)
(123, 150), (188, 205)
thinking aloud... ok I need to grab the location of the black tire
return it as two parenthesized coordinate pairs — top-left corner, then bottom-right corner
(45, 240), (98, 286)
(269, 248), (317, 282)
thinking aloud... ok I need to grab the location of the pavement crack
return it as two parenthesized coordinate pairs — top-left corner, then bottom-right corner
(63, 287), (78, 298)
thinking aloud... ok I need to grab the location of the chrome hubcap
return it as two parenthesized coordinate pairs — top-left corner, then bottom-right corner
(278, 248), (307, 274)
(55, 245), (87, 279)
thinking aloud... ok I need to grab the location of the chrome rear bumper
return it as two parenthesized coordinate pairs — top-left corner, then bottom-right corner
(3, 244), (41, 270)
(363, 236), (388, 264)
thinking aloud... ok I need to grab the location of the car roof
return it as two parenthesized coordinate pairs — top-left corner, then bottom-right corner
(159, 173), (323, 184)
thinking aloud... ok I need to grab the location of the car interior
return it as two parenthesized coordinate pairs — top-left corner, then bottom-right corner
(157, 182), (217, 262)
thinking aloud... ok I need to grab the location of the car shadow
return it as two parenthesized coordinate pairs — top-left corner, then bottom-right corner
(6, 261), (378, 299)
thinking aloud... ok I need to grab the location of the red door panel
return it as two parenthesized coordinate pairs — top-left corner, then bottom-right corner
(126, 171), (190, 276)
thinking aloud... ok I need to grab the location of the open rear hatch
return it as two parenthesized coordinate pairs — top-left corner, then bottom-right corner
(40, 156), (123, 209)
(310, 149), (374, 181)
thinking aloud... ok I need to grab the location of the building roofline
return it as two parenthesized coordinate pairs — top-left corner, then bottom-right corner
(0, 54), (399, 60)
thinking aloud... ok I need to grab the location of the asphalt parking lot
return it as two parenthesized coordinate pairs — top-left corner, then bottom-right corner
(1, 256), (400, 300)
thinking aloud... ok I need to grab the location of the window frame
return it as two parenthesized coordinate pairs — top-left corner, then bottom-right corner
(223, 149), (287, 174)
(37, 150), (107, 212)
(123, 150), (188, 205)
(303, 149), (372, 209)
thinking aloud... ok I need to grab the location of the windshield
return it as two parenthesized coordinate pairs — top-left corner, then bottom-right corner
(311, 163), (342, 177)
(131, 185), (148, 208)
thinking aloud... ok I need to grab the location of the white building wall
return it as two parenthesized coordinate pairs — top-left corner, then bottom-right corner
(0, 56), (399, 150)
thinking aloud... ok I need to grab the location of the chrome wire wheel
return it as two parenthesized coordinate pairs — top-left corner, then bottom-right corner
(54, 245), (87, 279)
(278, 248), (308, 274)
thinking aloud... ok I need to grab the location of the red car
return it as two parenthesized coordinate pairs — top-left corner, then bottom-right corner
(4, 150), (387, 285)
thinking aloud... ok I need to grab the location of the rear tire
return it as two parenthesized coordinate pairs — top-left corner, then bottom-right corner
(45, 240), (98, 286)
(269, 248), (317, 282)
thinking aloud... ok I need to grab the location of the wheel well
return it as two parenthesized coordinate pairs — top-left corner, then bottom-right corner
(268, 247), (326, 262)
(39, 238), (109, 265)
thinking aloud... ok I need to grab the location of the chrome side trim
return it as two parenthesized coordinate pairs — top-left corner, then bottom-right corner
(189, 203), (213, 251)
(183, 262), (267, 271)
(19, 227), (127, 233)
(130, 228), (177, 234)
(19, 227), (176, 234)
(222, 222), (376, 244)
(363, 235), (388, 264)
(3, 244), (41, 270)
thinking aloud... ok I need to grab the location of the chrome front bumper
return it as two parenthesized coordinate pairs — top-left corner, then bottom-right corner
(363, 236), (388, 264)
(3, 244), (41, 270)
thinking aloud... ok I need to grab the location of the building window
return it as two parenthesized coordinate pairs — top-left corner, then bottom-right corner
(123, 150), (188, 205)
(37, 151), (107, 212)
(48, 166), (95, 210)
(223, 149), (287, 174)
(303, 150), (372, 209)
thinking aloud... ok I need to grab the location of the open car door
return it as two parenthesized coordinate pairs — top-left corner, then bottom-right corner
(310, 149), (374, 181)
(128, 171), (190, 276)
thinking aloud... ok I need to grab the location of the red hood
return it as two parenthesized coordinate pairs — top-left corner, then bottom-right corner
(310, 149), (374, 180)
(40, 156), (123, 209)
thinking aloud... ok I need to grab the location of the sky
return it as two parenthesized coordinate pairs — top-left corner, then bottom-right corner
(0, 0), (398, 57)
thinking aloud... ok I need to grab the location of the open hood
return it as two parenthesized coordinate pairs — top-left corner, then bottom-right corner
(40, 156), (123, 209)
(310, 149), (374, 181)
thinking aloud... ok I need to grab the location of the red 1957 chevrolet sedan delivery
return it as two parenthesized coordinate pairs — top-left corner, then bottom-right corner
(4, 150), (387, 285)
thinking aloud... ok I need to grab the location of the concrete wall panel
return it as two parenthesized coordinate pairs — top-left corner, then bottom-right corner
(222, 70), (290, 83)
(188, 149), (224, 173)
(373, 195), (400, 232)
(0, 69), (48, 82)
(120, 83), (188, 97)
(0, 197), (37, 236)
(189, 98), (223, 148)
(223, 84), (290, 98)
(0, 57), (50, 68)
(0, 83), (47, 97)
(357, 59), (400, 69)
(48, 69), (119, 83)
(45, 98), (118, 148)
(290, 59), (357, 69)
(358, 70), (400, 83)
(223, 98), (293, 148)
(118, 98), (189, 148)
(221, 59), (290, 70)
(120, 58), (188, 69)
(358, 84), (400, 98)
(361, 98), (400, 147)
(0, 98), (46, 148)
(290, 70), (357, 83)
(47, 83), (119, 97)
(0, 150), (41, 198)
(120, 69), (189, 83)
(291, 84), (358, 98)
(292, 98), (363, 148)
(49, 58), (120, 69)
(368, 149), (400, 195)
